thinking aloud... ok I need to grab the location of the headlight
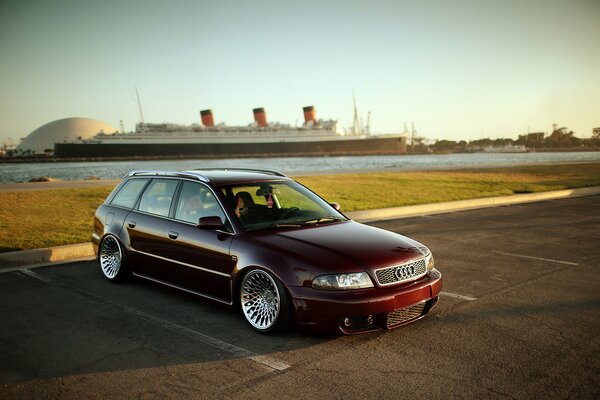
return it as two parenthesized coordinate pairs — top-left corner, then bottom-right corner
(425, 252), (435, 271)
(417, 246), (435, 272)
(312, 272), (374, 290)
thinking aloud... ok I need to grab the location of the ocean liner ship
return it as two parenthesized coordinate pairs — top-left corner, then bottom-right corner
(54, 106), (407, 159)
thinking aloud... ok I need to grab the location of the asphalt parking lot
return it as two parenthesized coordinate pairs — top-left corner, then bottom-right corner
(1, 195), (599, 399)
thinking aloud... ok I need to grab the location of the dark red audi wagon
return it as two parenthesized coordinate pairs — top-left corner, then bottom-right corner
(92, 168), (442, 334)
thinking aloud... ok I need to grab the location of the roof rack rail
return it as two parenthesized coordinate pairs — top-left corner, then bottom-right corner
(193, 168), (287, 177)
(125, 170), (209, 182)
(125, 170), (154, 177)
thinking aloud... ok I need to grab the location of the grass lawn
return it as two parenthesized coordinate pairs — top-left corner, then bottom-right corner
(297, 163), (600, 211)
(1, 163), (599, 252)
(0, 187), (113, 252)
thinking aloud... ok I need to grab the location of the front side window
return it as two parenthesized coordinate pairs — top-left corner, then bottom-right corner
(174, 181), (226, 224)
(110, 178), (149, 209)
(221, 181), (346, 231)
(138, 179), (178, 217)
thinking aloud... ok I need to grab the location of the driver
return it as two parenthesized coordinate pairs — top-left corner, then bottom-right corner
(234, 192), (255, 218)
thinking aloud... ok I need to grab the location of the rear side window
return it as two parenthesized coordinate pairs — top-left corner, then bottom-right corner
(110, 178), (149, 209)
(138, 179), (179, 217)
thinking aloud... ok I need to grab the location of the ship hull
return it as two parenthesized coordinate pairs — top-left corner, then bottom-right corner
(54, 136), (407, 159)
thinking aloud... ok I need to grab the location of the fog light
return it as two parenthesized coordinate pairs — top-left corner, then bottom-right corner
(341, 315), (374, 331)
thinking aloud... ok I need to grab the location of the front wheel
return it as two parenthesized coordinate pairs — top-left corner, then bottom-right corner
(240, 269), (291, 333)
(98, 235), (129, 282)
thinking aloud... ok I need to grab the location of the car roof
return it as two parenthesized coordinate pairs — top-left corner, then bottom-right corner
(125, 168), (291, 185)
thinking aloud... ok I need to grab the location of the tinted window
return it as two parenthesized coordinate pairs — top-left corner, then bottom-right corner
(175, 181), (226, 224)
(110, 178), (149, 209)
(138, 179), (178, 217)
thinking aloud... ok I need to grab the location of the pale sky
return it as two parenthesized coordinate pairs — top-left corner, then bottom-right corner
(1, 0), (598, 145)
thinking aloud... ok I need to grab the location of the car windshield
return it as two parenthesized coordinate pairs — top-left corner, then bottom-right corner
(221, 181), (347, 231)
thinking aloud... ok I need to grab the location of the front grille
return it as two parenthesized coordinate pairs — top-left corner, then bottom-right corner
(386, 302), (428, 328)
(374, 258), (427, 286)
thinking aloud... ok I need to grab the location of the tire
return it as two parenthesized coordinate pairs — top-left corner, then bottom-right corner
(98, 234), (129, 282)
(239, 269), (291, 333)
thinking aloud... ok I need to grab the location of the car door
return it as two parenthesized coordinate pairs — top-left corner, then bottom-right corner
(124, 178), (179, 280)
(162, 181), (236, 303)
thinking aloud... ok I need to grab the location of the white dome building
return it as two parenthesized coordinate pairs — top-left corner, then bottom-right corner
(17, 117), (117, 154)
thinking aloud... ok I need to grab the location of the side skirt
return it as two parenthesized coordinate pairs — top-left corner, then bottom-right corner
(132, 272), (233, 306)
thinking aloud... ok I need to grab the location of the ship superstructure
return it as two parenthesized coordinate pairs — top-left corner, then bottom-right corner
(54, 106), (406, 159)
(89, 106), (347, 144)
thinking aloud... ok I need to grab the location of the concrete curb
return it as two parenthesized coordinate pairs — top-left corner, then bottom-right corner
(2, 186), (599, 270)
(0, 243), (95, 271)
(346, 185), (600, 222)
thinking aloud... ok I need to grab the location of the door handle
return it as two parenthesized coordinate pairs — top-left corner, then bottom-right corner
(168, 231), (179, 240)
(128, 221), (137, 228)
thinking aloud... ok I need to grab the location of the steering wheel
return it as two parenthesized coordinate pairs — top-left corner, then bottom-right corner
(279, 207), (301, 220)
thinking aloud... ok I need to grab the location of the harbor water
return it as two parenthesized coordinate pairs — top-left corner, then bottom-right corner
(1, 152), (599, 183)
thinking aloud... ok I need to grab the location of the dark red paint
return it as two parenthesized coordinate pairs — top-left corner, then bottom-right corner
(92, 169), (442, 334)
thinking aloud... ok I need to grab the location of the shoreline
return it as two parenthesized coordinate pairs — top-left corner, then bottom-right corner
(2, 160), (600, 192)
(1, 147), (599, 164)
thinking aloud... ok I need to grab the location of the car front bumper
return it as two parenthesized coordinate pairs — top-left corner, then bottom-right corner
(287, 269), (442, 334)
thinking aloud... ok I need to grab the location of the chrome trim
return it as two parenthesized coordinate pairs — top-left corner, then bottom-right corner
(131, 249), (230, 277)
(373, 257), (428, 286)
(132, 272), (233, 305)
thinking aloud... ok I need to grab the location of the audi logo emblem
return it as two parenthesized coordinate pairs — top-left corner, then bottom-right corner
(395, 265), (415, 280)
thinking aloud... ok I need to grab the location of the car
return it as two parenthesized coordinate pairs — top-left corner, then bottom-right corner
(92, 168), (442, 334)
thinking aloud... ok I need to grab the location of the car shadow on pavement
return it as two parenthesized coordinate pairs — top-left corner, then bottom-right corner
(0, 261), (335, 384)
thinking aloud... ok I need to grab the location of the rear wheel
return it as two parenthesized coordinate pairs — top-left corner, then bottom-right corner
(240, 269), (291, 333)
(98, 235), (129, 282)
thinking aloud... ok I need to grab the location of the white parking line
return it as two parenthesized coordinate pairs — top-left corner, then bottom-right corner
(493, 251), (579, 266)
(20, 268), (53, 282)
(440, 291), (477, 301)
(19, 269), (291, 372)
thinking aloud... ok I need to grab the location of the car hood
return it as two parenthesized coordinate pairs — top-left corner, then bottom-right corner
(252, 220), (427, 273)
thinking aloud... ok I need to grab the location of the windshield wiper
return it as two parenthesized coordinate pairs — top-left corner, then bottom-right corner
(301, 217), (346, 226)
(272, 223), (305, 228)
(246, 218), (346, 232)
(246, 223), (304, 232)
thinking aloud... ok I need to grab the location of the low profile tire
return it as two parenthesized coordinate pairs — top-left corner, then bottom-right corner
(98, 235), (129, 282)
(240, 269), (291, 333)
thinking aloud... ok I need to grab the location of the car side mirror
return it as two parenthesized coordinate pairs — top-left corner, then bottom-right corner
(330, 202), (341, 211)
(197, 216), (225, 230)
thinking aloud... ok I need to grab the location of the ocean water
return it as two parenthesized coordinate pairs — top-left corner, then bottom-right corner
(1, 152), (599, 183)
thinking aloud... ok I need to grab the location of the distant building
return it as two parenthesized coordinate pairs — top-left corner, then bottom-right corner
(17, 117), (117, 155)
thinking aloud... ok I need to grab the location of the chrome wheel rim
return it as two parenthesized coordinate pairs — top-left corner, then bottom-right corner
(99, 235), (122, 279)
(240, 270), (281, 330)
